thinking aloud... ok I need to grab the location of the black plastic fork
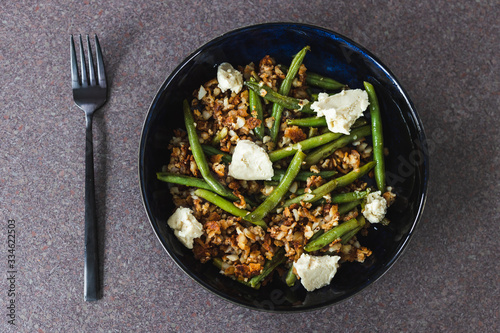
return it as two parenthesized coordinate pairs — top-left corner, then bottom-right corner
(70, 34), (107, 301)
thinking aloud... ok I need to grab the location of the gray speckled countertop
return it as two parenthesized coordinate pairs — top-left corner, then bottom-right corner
(1, 1), (498, 332)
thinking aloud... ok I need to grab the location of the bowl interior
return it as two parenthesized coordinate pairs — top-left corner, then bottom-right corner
(139, 23), (428, 312)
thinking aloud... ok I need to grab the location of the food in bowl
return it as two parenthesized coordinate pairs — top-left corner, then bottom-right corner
(157, 46), (397, 292)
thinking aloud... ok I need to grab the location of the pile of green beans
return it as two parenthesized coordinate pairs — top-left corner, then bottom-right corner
(158, 50), (390, 291)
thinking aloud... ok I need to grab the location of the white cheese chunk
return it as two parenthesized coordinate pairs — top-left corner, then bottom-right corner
(228, 140), (274, 180)
(294, 253), (340, 292)
(167, 207), (203, 249)
(311, 89), (369, 135)
(217, 62), (243, 94)
(362, 191), (388, 223)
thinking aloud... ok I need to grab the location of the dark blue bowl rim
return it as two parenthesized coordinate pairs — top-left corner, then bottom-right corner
(138, 22), (429, 312)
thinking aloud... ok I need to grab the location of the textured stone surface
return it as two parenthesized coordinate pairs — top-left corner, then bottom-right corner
(0, 0), (498, 332)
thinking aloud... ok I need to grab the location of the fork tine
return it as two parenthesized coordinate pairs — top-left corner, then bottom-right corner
(79, 35), (88, 87)
(86, 35), (96, 86)
(94, 35), (107, 88)
(70, 35), (80, 88)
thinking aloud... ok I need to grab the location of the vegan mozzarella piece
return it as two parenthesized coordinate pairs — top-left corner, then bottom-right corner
(228, 140), (274, 181)
(167, 207), (204, 249)
(311, 89), (369, 135)
(362, 191), (388, 223)
(294, 253), (341, 292)
(217, 62), (243, 94)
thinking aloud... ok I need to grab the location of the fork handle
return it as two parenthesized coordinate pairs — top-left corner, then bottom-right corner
(84, 113), (100, 301)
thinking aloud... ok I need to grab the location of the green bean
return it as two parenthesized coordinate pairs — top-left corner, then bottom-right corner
(308, 127), (318, 138)
(162, 168), (257, 207)
(330, 190), (368, 204)
(287, 116), (369, 128)
(306, 72), (346, 91)
(201, 144), (232, 164)
(264, 180), (280, 187)
(304, 218), (361, 252)
(283, 186), (326, 208)
(308, 228), (324, 242)
(363, 81), (386, 192)
(336, 161), (377, 188)
(279, 65), (346, 91)
(341, 216), (366, 244)
(248, 248), (286, 288)
(304, 125), (371, 166)
(320, 126), (331, 134)
(194, 189), (267, 229)
(282, 161), (376, 207)
(294, 188), (306, 196)
(305, 88), (314, 99)
(309, 198), (328, 206)
(212, 257), (224, 269)
(339, 226), (362, 245)
(156, 172), (213, 191)
(213, 258), (260, 289)
(280, 46), (310, 95)
(268, 132), (343, 162)
(256, 193), (270, 203)
(285, 265), (297, 287)
(270, 46), (310, 143)
(338, 199), (362, 215)
(212, 127), (228, 145)
(248, 76), (266, 140)
(271, 169), (338, 182)
(184, 100), (238, 201)
(194, 188), (246, 216)
(313, 190), (365, 207)
(352, 118), (369, 129)
(247, 151), (306, 222)
(245, 81), (307, 112)
(287, 116), (327, 127)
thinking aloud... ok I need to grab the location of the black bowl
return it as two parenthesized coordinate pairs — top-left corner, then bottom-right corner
(139, 23), (429, 312)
